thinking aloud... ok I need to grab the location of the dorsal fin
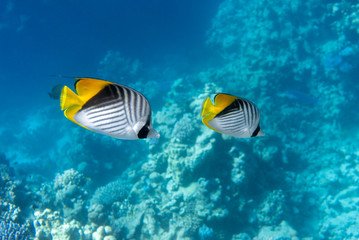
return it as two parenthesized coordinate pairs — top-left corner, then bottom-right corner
(214, 93), (238, 110)
(74, 78), (112, 102)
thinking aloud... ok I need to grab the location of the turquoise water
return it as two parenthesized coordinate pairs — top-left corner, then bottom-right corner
(1, 0), (358, 239)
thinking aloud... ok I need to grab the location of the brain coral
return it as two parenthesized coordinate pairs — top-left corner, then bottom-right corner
(91, 180), (130, 206)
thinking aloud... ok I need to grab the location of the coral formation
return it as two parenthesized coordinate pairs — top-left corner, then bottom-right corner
(0, 165), (31, 239)
(0, 219), (30, 240)
(90, 180), (130, 207)
(1, 0), (358, 239)
(54, 169), (88, 222)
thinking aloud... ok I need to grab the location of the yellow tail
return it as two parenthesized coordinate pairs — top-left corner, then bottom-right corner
(201, 97), (215, 117)
(60, 86), (83, 110)
(201, 97), (219, 132)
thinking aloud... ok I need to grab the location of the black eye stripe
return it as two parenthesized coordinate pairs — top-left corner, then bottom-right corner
(137, 118), (151, 139)
(251, 125), (261, 137)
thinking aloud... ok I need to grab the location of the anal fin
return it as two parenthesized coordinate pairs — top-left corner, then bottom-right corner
(64, 106), (89, 130)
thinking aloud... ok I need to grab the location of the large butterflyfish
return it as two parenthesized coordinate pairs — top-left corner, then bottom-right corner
(60, 78), (160, 140)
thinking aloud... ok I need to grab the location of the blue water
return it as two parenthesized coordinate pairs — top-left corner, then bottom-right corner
(1, 0), (358, 239)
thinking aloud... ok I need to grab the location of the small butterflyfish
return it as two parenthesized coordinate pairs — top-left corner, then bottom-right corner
(201, 93), (264, 138)
(60, 78), (160, 140)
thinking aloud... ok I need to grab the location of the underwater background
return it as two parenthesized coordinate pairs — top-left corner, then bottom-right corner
(1, 0), (359, 239)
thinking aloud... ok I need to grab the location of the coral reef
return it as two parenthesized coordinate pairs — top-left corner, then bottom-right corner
(0, 219), (30, 240)
(0, 201), (21, 223)
(54, 169), (89, 223)
(33, 209), (89, 240)
(254, 221), (298, 240)
(1, 0), (358, 239)
(90, 180), (130, 207)
(0, 165), (31, 239)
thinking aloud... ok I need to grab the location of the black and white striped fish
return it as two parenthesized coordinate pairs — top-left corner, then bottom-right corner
(60, 78), (159, 140)
(201, 93), (264, 138)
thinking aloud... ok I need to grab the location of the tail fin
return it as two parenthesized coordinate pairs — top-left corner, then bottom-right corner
(60, 86), (83, 110)
(201, 97), (215, 117)
(257, 130), (265, 137)
(147, 128), (160, 139)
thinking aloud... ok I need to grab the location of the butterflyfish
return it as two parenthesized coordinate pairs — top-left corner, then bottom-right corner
(60, 78), (160, 140)
(201, 93), (264, 138)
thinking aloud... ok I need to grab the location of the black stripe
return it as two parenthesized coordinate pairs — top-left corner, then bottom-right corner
(108, 127), (127, 133)
(238, 98), (259, 127)
(218, 116), (243, 123)
(99, 123), (127, 131)
(82, 84), (120, 110)
(218, 119), (241, 126)
(222, 120), (246, 129)
(135, 93), (140, 120)
(87, 106), (124, 118)
(88, 107), (124, 118)
(137, 94), (144, 119)
(116, 85), (133, 124)
(91, 115), (126, 124)
(122, 87), (132, 122)
(222, 125), (245, 132)
(141, 97), (146, 117)
(242, 100), (250, 126)
(218, 112), (244, 123)
(130, 90), (137, 123)
(218, 120), (238, 125)
(134, 92), (144, 120)
(251, 125), (261, 137)
(94, 120), (123, 128)
(137, 117), (151, 139)
(247, 101), (253, 126)
(115, 84), (125, 100)
(89, 113), (124, 123)
(219, 115), (243, 122)
(95, 118), (127, 129)
(219, 111), (241, 118)
(86, 102), (124, 117)
(219, 120), (245, 127)
(216, 100), (240, 117)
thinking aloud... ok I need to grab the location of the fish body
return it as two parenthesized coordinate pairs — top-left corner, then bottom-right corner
(201, 93), (263, 138)
(60, 78), (159, 140)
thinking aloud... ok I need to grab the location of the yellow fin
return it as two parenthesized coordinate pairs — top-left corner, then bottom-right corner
(201, 97), (221, 132)
(214, 93), (238, 109)
(63, 106), (90, 130)
(202, 113), (220, 133)
(201, 93), (238, 134)
(60, 86), (84, 111)
(201, 97), (215, 117)
(74, 78), (112, 101)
